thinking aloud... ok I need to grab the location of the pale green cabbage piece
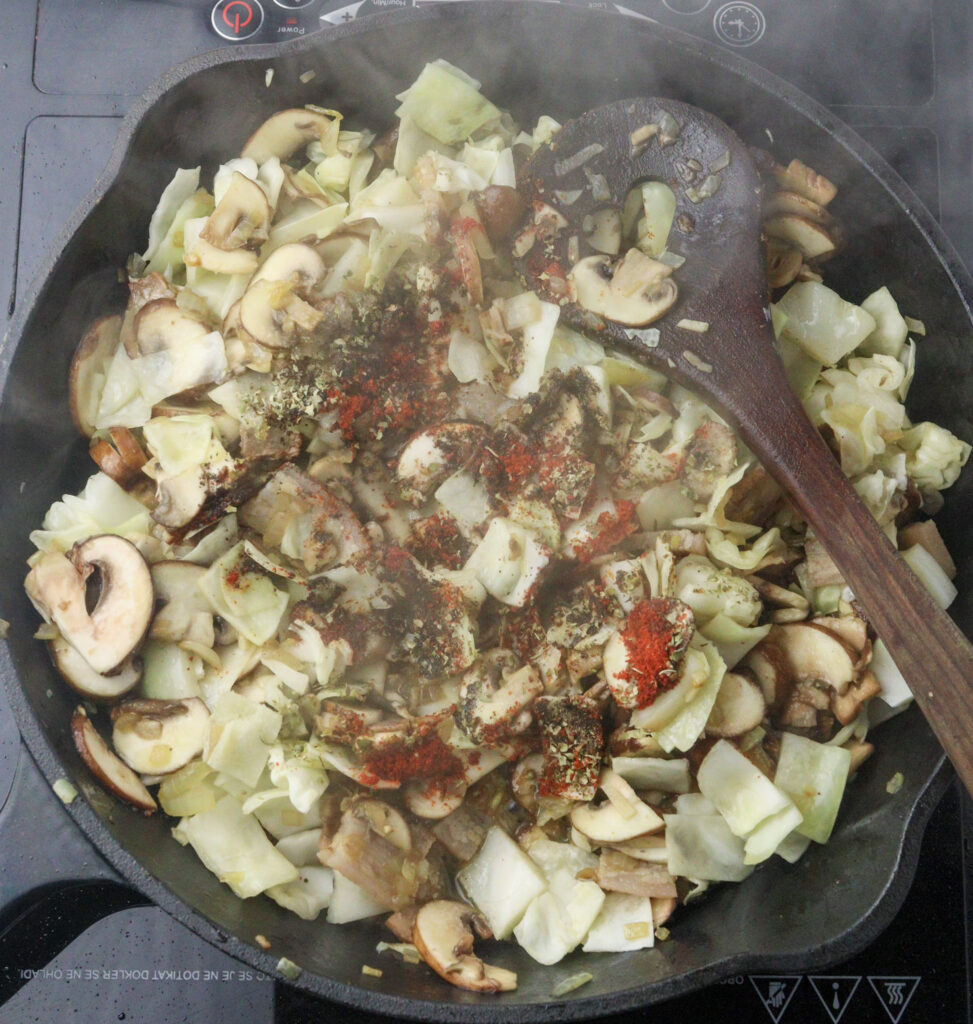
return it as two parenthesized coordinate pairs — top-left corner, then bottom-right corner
(774, 281), (876, 365)
(899, 421), (971, 495)
(664, 813), (752, 882)
(203, 690), (282, 787)
(173, 794), (298, 898)
(697, 739), (798, 839)
(650, 637), (726, 753)
(143, 167), (202, 265)
(395, 60), (502, 146)
(198, 542), (290, 646)
(774, 733), (851, 844)
(29, 472), (152, 553)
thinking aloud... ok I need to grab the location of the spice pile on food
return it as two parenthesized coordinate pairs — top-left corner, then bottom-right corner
(23, 61), (970, 990)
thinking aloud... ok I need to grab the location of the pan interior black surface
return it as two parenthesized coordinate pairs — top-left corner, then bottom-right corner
(0, 4), (969, 1020)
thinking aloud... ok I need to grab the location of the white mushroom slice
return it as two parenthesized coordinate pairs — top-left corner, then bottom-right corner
(69, 314), (121, 437)
(705, 671), (767, 737)
(149, 561), (215, 647)
(50, 634), (141, 701)
(765, 240), (803, 289)
(403, 748), (507, 819)
(810, 615), (869, 654)
(764, 190), (832, 225)
(197, 171), (271, 273)
(71, 707), (157, 813)
(770, 621), (857, 695)
(241, 108), (339, 165)
(570, 770), (664, 844)
(742, 640), (792, 710)
(456, 663), (543, 744)
(349, 799), (412, 852)
(239, 279), (324, 349)
(189, 236), (260, 277)
(251, 242), (327, 288)
(134, 299), (211, 356)
(570, 253), (678, 327)
(771, 158), (837, 207)
(396, 422), (488, 506)
(111, 697), (210, 775)
(412, 901), (517, 993)
(763, 214), (836, 260)
(25, 536), (153, 675)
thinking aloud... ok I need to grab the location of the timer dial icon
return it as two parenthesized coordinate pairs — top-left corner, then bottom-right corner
(713, 2), (766, 46)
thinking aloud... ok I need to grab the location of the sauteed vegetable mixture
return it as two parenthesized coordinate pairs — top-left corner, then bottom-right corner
(24, 63), (970, 988)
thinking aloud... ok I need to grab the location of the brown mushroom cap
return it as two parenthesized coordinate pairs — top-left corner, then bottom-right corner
(241, 108), (339, 165)
(26, 536), (154, 675)
(68, 315), (122, 438)
(71, 707), (157, 814)
(412, 901), (517, 993)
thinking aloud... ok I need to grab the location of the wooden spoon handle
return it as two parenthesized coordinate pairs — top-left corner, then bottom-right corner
(726, 351), (973, 790)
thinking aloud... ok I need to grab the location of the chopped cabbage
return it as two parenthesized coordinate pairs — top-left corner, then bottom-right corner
(774, 733), (851, 844)
(395, 61), (501, 145)
(774, 281), (876, 365)
(173, 795), (298, 899)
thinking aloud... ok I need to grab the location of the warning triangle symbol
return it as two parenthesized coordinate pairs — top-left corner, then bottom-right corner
(867, 976), (921, 1023)
(748, 975), (802, 1023)
(808, 975), (862, 1023)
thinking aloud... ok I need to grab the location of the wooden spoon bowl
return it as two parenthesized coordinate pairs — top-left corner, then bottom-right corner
(517, 97), (973, 792)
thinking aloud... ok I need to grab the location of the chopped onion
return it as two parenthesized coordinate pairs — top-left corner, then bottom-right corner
(554, 143), (604, 177)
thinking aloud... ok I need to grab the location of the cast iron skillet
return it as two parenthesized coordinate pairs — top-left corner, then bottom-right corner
(0, 3), (970, 1019)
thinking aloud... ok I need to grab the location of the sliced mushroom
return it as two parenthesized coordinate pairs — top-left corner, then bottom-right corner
(111, 697), (210, 775)
(705, 670), (767, 737)
(149, 561), (214, 647)
(596, 849), (678, 898)
(239, 279), (323, 349)
(251, 242), (327, 289)
(71, 707), (157, 813)
(810, 615), (869, 655)
(764, 189), (832, 225)
(770, 621), (857, 695)
(194, 172), (271, 275)
(396, 422), (488, 506)
(570, 770), (664, 844)
(765, 239), (803, 289)
(69, 315), (122, 437)
(89, 426), (148, 490)
(742, 640), (793, 711)
(771, 158), (837, 207)
(50, 633), (141, 701)
(25, 536), (153, 675)
(403, 748), (509, 820)
(134, 299), (211, 356)
(569, 252), (678, 326)
(831, 669), (882, 725)
(241, 108), (338, 165)
(412, 901), (517, 993)
(455, 656), (542, 745)
(763, 214), (836, 261)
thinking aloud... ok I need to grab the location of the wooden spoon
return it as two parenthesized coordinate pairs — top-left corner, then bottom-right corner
(517, 97), (973, 792)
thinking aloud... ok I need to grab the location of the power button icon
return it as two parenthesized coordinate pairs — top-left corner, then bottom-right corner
(212, 0), (265, 41)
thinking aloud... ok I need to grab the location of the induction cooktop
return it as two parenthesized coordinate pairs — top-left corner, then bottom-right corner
(0, 2), (970, 1022)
